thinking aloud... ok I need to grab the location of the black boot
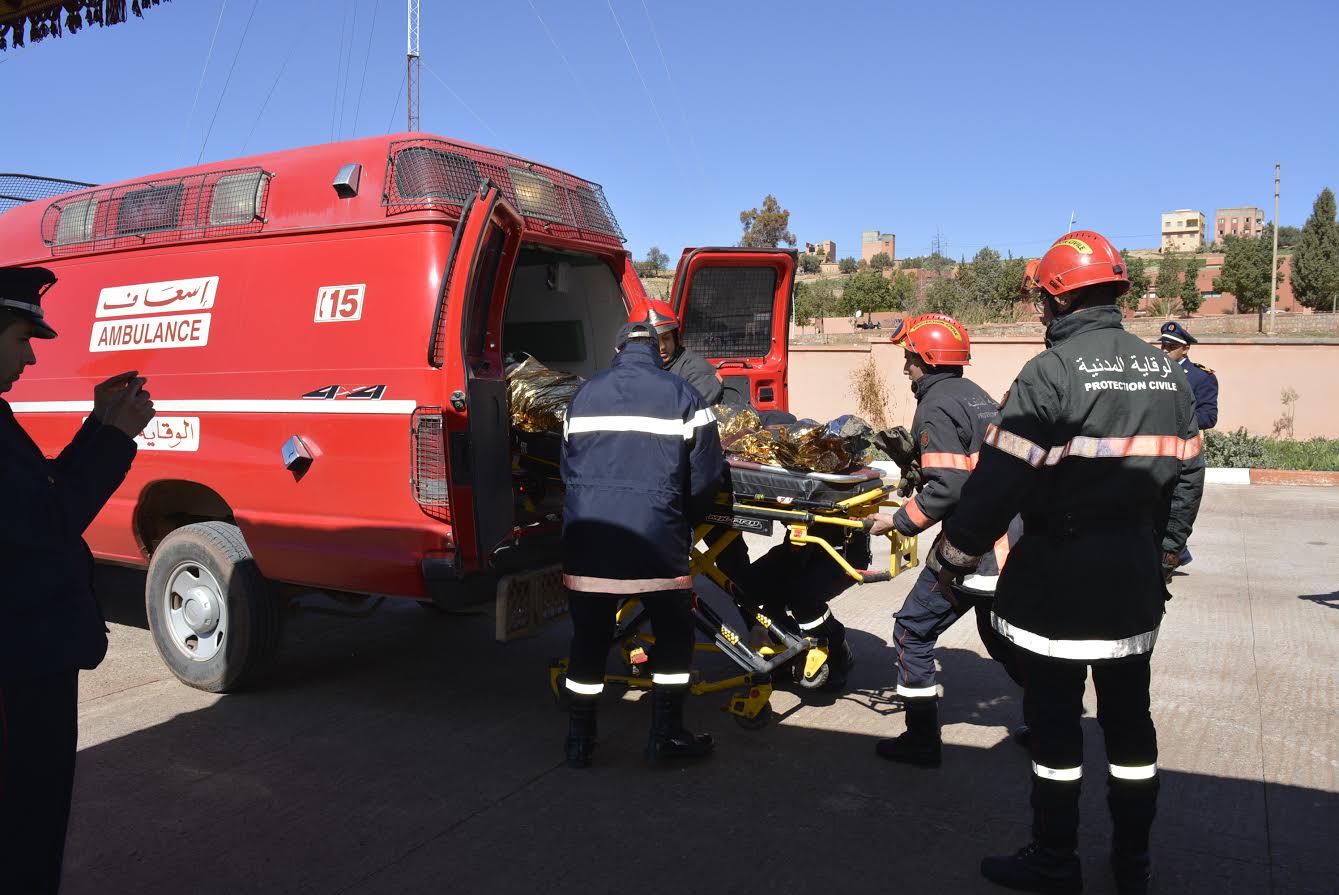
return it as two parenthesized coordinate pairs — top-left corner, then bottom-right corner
(645, 687), (714, 762)
(875, 697), (941, 767)
(1110, 850), (1151, 894)
(980, 841), (1083, 894)
(564, 697), (598, 769)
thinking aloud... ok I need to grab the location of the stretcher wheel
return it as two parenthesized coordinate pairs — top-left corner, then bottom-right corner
(734, 702), (773, 730)
(793, 656), (831, 690)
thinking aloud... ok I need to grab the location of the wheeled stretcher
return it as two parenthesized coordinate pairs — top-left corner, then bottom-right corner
(549, 459), (919, 728)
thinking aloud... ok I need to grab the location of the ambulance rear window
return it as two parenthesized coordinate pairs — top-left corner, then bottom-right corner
(393, 148), (480, 203)
(680, 267), (776, 359)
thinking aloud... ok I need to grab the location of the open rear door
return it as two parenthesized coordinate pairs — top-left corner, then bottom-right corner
(436, 182), (524, 571)
(668, 247), (796, 412)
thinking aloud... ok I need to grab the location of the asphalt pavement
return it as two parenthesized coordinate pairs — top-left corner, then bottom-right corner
(66, 484), (1338, 894)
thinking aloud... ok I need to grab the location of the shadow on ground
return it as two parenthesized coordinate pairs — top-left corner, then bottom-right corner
(65, 572), (1336, 895)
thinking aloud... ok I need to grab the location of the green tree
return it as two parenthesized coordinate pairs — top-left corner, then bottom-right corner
(997, 256), (1029, 308)
(925, 251), (955, 274)
(1154, 251), (1182, 311)
(958, 246), (1004, 308)
(868, 252), (893, 272)
(1276, 225), (1303, 248)
(792, 279), (837, 327)
(838, 256), (858, 275)
(1120, 253), (1151, 312)
(633, 260), (657, 277)
(923, 277), (964, 315)
(646, 246), (670, 272)
(1291, 187), (1339, 312)
(840, 268), (893, 315)
(1180, 255), (1204, 315)
(739, 195), (797, 248)
(899, 256), (925, 269)
(799, 253), (822, 274)
(888, 270), (917, 311)
(1215, 232), (1281, 329)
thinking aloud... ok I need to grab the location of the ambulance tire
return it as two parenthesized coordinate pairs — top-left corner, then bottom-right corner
(146, 521), (283, 693)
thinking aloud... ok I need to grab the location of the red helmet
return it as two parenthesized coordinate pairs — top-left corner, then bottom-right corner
(893, 313), (971, 366)
(1034, 231), (1129, 309)
(1022, 258), (1041, 291)
(628, 299), (679, 335)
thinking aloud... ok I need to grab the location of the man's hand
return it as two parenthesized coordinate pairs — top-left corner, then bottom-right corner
(867, 513), (897, 537)
(95, 372), (155, 438)
(935, 566), (961, 609)
(1161, 551), (1181, 586)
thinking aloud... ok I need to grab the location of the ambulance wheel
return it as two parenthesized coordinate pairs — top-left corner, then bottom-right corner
(146, 522), (282, 693)
(793, 657), (832, 691)
(734, 702), (773, 730)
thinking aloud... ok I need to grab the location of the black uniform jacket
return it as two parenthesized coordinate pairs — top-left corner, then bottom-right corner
(1, 400), (136, 679)
(664, 346), (724, 406)
(561, 341), (726, 593)
(893, 370), (1016, 586)
(940, 307), (1205, 662)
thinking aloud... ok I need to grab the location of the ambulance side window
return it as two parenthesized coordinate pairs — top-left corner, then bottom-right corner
(465, 223), (507, 374)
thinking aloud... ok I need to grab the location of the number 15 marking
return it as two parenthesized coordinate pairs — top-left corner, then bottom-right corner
(315, 284), (365, 322)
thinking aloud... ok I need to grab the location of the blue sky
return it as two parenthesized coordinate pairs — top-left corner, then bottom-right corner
(3, 0), (1336, 261)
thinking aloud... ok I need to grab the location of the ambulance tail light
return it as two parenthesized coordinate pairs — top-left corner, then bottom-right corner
(411, 407), (449, 521)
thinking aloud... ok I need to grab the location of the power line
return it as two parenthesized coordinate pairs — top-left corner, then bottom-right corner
(422, 60), (503, 146)
(640, 0), (705, 177)
(198, 0), (259, 164)
(350, 0), (384, 138)
(526, 0), (599, 113)
(330, 0), (351, 142)
(386, 68), (407, 134)
(242, 0), (319, 154)
(336, 0), (361, 139)
(180, 0), (228, 164)
(606, 0), (679, 174)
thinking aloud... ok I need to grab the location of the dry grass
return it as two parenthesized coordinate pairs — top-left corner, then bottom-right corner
(848, 353), (891, 430)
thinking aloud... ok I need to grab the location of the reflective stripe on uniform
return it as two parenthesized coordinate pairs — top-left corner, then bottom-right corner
(797, 609), (832, 631)
(985, 424), (1200, 469)
(992, 612), (1159, 661)
(961, 573), (998, 592)
(565, 678), (604, 696)
(651, 671), (691, 686)
(921, 451), (978, 471)
(903, 499), (932, 530)
(566, 411), (714, 441)
(563, 574), (693, 594)
(1033, 762), (1082, 782)
(1109, 763), (1157, 781)
(896, 683), (938, 699)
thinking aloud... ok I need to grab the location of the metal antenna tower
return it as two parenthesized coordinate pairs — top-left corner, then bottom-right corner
(407, 0), (421, 131)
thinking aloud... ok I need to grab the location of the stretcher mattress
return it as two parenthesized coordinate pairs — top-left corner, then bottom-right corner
(725, 458), (885, 504)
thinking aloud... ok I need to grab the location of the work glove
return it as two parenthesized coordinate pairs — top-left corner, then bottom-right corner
(873, 425), (915, 467)
(896, 460), (923, 497)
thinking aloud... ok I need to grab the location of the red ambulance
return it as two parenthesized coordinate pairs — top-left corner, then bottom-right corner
(0, 135), (796, 691)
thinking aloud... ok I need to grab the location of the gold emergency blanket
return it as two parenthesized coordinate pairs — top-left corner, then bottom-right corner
(506, 357), (584, 434)
(714, 405), (873, 473)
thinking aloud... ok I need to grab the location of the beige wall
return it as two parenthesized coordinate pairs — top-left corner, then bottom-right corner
(788, 340), (1339, 439)
(1161, 209), (1205, 253)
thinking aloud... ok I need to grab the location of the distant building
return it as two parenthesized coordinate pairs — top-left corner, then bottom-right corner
(803, 239), (837, 260)
(1160, 209), (1205, 253)
(861, 230), (896, 263)
(1214, 206), (1265, 242)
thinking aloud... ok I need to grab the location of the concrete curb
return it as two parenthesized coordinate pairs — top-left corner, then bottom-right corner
(872, 461), (1335, 486)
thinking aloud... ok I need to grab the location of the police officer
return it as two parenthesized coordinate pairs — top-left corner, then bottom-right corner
(1, 266), (155, 894)
(628, 299), (725, 406)
(559, 322), (725, 768)
(1157, 322), (1218, 431)
(871, 314), (1024, 768)
(933, 232), (1205, 894)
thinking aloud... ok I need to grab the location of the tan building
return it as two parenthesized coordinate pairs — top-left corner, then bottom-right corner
(1160, 209), (1205, 253)
(861, 230), (896, 262)
(1214, 206), (1265, 242)
(804, 239), (837, 260)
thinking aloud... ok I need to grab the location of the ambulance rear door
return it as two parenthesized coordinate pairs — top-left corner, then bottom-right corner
(668, 248), (796, 412)
(433, 182), (524, 571)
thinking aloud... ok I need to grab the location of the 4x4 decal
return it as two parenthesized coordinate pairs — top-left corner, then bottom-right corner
(302, 384), (387, 400)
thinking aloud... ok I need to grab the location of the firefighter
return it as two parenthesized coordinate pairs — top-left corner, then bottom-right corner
(629, 299), (725, 406)
(872, 314), (1024, 768)
(0, 267), (155, 894)
(559, 322), (726, 768)
(933, 232), (1205, 894)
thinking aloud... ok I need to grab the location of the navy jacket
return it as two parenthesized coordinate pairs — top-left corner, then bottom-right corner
(1, 400), (136, 679)
(1180, 357), (1218, 430)
(561, 341), (725, 593)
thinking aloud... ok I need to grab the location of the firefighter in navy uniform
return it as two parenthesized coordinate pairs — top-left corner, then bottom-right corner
(0, 267), (155, 894)
(559, 322), (726, 768)
(933, 232), (1205, 894)
(872, 314), (1025, 768)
